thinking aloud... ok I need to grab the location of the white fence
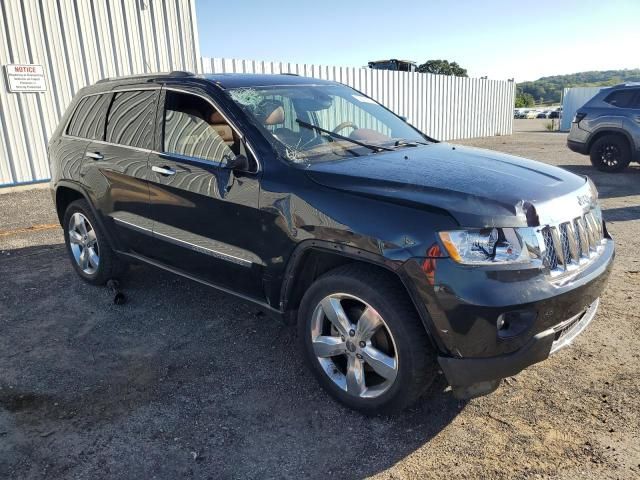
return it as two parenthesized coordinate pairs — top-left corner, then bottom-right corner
(200, 57), (516, 142)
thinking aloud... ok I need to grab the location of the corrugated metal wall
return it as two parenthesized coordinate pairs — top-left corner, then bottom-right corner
(0, 0), (200, 187)
(561, 86), (604, 131)
(200, 57), (516, 142)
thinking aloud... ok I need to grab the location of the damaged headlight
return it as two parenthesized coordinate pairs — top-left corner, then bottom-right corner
(438, 227), (540, 265)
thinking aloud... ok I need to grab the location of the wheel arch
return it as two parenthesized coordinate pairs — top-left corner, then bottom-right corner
(279, 240), (439, 349)
(587, 127), (635, 154)
(54, 181), (119, 250)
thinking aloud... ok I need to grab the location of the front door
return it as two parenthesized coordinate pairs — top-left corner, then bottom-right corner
(146, 87), (264, 299)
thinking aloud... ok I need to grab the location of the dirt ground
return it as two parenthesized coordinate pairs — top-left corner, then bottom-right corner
(1, 121), (639, 479)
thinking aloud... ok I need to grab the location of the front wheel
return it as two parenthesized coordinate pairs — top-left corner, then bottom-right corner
(298, 264), (437, 414)
(589, 134), (631, 172)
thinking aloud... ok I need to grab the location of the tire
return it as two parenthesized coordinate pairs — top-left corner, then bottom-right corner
(589, 134), (631, 172)
(297, 263), (437, 414)
(63, 199), (127, 285)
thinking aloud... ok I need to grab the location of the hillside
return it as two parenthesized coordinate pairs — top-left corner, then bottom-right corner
(518, 69), (640, 104)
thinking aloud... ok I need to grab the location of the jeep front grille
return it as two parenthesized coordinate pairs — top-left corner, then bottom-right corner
(540, 207), (604, 276)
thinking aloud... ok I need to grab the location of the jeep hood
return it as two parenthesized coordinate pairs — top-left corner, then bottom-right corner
(304, 143), (588, 227)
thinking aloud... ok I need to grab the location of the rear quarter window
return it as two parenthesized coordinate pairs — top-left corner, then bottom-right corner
(603, 89), (640, 108)
(66, 94), (111, 140)
(105, 90), (159, 149)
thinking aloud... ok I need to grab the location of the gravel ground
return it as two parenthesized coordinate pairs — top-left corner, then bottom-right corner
(1, 123), (639, 479)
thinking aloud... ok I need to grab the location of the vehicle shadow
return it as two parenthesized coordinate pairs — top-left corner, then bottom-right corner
(0, 244), (465, 479)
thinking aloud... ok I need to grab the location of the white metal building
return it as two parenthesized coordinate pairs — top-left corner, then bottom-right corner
(0, 0), (200, 187)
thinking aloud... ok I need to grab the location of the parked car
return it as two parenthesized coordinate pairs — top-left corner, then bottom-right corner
(568, 83), (640, 171)
(49, 72), (614, 414)
(549, 110), (561, 119)
(536, 111), (549, 119)
(516, 110), (529, 119)
(525, 110), (538, 119)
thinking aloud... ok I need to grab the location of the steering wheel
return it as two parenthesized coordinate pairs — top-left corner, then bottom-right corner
(332, 121), (358, 134)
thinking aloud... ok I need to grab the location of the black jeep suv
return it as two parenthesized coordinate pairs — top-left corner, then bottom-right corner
(49, 72), (614, 414)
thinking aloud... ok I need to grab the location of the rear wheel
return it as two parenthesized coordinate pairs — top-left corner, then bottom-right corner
(589, 134), (631, 172)
(63, 199), (127, 285)
(298, 264), (437, 414)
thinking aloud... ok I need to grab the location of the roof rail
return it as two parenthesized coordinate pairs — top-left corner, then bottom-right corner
(96, 70), (195, 84)
(281, 72), (299, 76)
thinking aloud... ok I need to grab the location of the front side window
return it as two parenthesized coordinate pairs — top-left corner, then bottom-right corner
(66, 94), (111, 140)
(105, 90), (158, 149)
(162, 90), (240, 165)
(227, 84), (428, 164)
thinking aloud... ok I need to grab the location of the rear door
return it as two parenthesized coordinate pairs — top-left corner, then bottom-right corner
(81, 86), (160, 255)
(146, 86), (265, 298)
(57, 93), (111, 187)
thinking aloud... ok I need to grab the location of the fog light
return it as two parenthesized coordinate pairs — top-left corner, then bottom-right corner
(497, 310), (537, 338)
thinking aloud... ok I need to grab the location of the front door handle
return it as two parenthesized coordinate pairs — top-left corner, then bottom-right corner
(85, 151), (103, 160)
(151, 165), (177, 176)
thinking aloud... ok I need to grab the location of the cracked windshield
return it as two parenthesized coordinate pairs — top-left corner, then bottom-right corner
(228, 84), (429, 163)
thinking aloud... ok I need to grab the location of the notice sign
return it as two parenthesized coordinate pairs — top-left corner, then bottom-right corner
(5, 64), (46, 92)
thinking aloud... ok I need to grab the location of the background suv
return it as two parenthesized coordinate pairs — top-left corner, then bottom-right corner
(49, 72), (613, 414)
(568, 83), (640, 172)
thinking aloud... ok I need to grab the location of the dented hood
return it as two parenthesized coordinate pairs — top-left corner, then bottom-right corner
(305, 143), (588, 227)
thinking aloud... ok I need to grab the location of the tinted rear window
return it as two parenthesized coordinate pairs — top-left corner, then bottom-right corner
(66, 94), (111, 140)
(603, 89), (639, 108)
(105, 90), (158, 149)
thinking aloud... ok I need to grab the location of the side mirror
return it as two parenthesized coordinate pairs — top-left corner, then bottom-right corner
(223, 154), (249, 171)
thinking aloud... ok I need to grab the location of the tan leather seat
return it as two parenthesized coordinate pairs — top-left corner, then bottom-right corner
(209, 111), (234, 146)
(257, 100), (301, 146)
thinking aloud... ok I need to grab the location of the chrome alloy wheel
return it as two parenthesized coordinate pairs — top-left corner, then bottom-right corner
(310, 293), (399, 398)
(68, 212), (100, 275)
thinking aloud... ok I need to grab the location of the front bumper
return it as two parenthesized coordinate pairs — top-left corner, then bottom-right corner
(438, 298), (600, 398)
(400, 236), (614, 399)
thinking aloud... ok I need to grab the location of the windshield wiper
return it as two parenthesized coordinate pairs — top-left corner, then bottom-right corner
(393, 139), (429, 147)
(295, 119), (394, 152)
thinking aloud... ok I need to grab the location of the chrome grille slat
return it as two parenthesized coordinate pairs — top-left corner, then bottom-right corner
(541, 207), (604, 276)
(564, 222), (580, 263)
(574, 217), (589, 257)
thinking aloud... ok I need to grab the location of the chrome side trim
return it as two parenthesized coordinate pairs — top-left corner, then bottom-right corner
(152, 229), (252, 267)
(63, 136), (158, 154)
(550, 298), (599, 354)
(112, 216), (152, 234)
(112, 216), (254, 267)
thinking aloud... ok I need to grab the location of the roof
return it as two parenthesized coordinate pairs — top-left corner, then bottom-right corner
(202, 73), (338, 89)
(88, 71), (337, 90)
(88, 72), (339, 93)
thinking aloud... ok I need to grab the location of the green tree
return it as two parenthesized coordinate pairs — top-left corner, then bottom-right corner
(515, 92), (535, 108)
(417, 60), (468, 77)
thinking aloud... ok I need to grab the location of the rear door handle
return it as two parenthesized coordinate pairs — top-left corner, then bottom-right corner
(151, 165), (177, 176)
(85, 151), (103, 160)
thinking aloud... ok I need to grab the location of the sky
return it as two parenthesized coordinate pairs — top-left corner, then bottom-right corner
(196, 0), (640, 82)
